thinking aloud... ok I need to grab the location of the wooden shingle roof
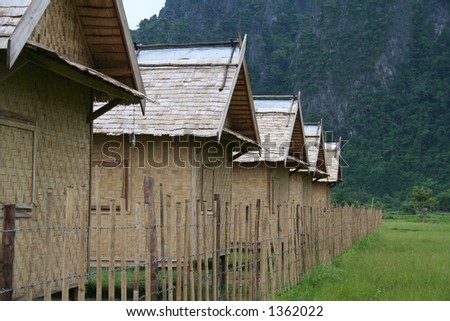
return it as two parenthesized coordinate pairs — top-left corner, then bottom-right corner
(1, 0), (145, 109)
(319, 140), (343, 184)
(0, 0), (31, 50)
(304, 122), (328, 178)
(235, 95), (308, 167)
(94, 36), (259, 142)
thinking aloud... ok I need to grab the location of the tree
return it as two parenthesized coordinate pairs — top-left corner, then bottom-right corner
(436, 189), (450, 212)
(408, 186), (437, 220)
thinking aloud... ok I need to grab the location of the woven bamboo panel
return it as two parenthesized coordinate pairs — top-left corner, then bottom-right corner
(0, 125), (33, 204)
(0, 63), (90, 299)
(312, 183), (331, 208)
(30, 0), (92, 66)
(232, 165), (269, 207)
(302, 175), (313, 207)
(92, 134), (196, 260)
(289, 172), (304, 206)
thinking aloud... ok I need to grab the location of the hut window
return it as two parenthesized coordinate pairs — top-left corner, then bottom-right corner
(91, 160), (130, 213)
(0, 111), (37, 218)
(201, 166), (214, 214)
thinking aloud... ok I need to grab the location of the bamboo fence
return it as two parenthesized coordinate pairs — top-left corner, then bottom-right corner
(0, 176), (382, 301)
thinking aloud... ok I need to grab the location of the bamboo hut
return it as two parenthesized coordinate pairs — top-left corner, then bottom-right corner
(0, 0), (145, 300)
(92, 36), (260, 260)
(233, 95), (309, 238)
(315, 139), (343, 207)
(304, 122), (331, 208)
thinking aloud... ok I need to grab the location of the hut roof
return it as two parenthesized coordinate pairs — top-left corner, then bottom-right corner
(94, 36), (260, 143)
(235, 95), (308, 168)
(0, 0), (145, 109)
(304, 122), (328, 178)
(318, 140), (343, 184)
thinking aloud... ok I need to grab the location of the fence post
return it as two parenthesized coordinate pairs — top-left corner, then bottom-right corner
(144, 176), (158, 301)
(213, 193), (222, 300)
(0, 204), (15, 301)
(253, 199), (261, 300)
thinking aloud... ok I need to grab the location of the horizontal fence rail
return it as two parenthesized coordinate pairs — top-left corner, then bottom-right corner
(0, 176), (382, 300)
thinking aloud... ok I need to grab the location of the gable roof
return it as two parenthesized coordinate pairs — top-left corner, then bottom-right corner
(94, 35), (259, 142)
(304, 121), (328, 178)
(319, 139), (343, 184)
(235, 94), (308, 168)
(74, 0), (144, 96)
(0, 0), (145, 110)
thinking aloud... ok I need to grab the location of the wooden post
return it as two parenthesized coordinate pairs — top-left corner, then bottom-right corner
(214, 194), (224, 300)
(133, 203), (141, 301)
(95, 168), (103, 301)
(212, 196), (218, 301)
(144, 176), (158, 301)
(62, 187), (74, 301)
(108, 200), (116, 301)
(0, 204), (16, 301)
(166, 196), (173, 301)
(44, 190), (54, 300)
(252, 199), (261, 300)
(175, 202), (182, 301)
(259, 201), (268, 300)
(231, 205), (238, 301)
(183, 201), (189, 301)
(188, 202), (195, 301)
(237, 204), (243, 301)
(244, 205), (251, 300)
(266, 207), (276, 299)
(120, 199), (127, 301)
(224, 202), (230, 300)
(159, 185), (167, 301)
(78, 186), (88, 301)
(196, 200), (202, 300)
(202, 201), (209, 300)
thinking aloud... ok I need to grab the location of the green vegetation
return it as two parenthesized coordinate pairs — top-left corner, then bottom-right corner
(276, 216), (450, 300)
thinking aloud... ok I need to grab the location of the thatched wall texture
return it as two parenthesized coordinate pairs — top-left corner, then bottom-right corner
(0, 62), (91, 299)
(29, 0), (92, 66)
(289, 171), (312, 207)
(91, 134), (234, 261)
(312, 182), (331, 209)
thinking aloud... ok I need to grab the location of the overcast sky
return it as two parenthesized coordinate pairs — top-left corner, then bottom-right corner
(123, 0), (166, 30)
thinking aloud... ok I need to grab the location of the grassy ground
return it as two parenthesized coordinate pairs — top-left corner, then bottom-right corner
(276, 215), (450, 300)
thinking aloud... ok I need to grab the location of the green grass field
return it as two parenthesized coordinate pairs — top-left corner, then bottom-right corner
(277, 215), (450, 300)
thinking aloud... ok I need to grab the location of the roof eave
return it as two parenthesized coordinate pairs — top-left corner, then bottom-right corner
(24, 43), (146, 114)
(114, 0), (146, 115)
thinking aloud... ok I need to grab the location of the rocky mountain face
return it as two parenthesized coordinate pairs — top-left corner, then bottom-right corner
(132, 0), (450, 208)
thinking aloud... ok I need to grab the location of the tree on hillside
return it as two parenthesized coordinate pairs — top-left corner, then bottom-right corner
(436, 189), (450, 212)
(404, 186), (437, 220)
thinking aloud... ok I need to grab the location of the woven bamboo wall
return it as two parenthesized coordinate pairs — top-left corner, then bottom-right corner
(232, 164), (269, 207)
(289, 171), (310, 207)
(302, 174), (313, 207)
(0, 63), (91, 299)
(92, 134), (238, 261)
(30, 0), (92, 66)
(312, 183), (331, 209)
(0, 126), (33, 203)
(232, 163), (293, 242)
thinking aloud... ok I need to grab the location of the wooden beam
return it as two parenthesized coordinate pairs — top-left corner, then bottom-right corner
(7, 0), (51, 69)
(0, 204), (16, 301)
(87, 98), (123, 123)
(143, 176), (158, 301)
(0, 59), (28, 82)
(115, 0), (146, 115)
